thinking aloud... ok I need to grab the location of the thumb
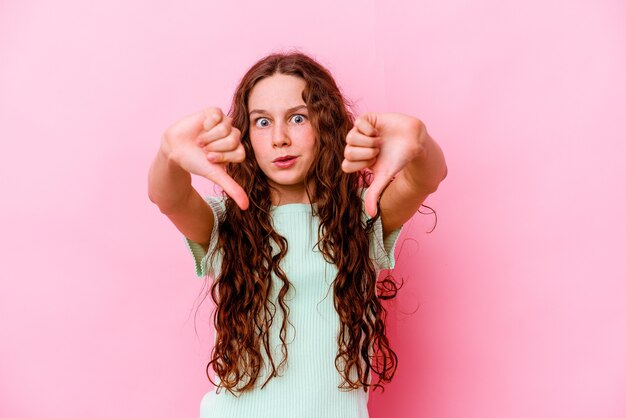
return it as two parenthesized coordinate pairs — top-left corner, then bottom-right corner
(209, 168), (249, 211)
(364, 171), (394, 218)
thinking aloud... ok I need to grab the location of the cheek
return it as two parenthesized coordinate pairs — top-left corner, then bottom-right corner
(306, 130), (317, 151)
(298, 124), (316, 145)
(249, 134), (267, 157)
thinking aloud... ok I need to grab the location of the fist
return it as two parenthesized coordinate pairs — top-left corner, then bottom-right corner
(342, 113), (426, 217)
(195, 108), (246, 164)
(163, 107), (249, 210)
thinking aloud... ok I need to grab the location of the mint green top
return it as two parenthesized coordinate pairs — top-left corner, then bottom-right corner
(184, 191), (403, 418)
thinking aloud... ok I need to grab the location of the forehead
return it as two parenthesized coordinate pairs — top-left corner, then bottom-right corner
(248, 74), (307, 112)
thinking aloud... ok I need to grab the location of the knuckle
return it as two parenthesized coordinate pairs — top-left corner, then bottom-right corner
(203, 108), (221, 126)
(344, 147), (356, 160)
(227, 132), (241, 147)
(235, 146), (246, 161)
(207, 107), (223, 118)
(213, 124), (229, 138)
(221, 136), (236, 150)
(195, 132), (207, 145)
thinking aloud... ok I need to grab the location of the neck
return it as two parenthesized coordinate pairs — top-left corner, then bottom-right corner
(270, 183), (315, 206)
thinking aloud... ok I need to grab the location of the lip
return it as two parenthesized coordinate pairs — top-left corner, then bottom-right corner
(273, 155), (297, 163)
(273, 155), (298, 169)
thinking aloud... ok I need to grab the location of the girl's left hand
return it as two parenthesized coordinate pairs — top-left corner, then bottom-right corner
(342, 113), (427, 217)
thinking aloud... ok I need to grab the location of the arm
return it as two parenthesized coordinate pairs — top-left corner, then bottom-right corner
(342, 113), (447, 239)
(378, 123), (447, 237)
(148, 107), (248, 250)
(148, 143), (214, 250)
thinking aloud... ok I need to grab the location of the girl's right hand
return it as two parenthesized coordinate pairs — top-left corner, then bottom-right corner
(161, 107), (249, 210)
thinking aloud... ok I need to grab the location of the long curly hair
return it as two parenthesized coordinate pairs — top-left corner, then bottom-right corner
(205, 52), (399, 395)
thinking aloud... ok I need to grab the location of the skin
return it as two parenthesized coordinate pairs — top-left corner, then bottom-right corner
(148, 74), (447, 246)
(246, 74), (317, 206)
(343, 112), (448, 236)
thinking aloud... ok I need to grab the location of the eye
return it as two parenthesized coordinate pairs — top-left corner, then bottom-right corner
(254, 117), (271, 128)
(290, 114), (306, 124)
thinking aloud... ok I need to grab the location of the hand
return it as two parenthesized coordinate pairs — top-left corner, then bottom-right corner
(342, 113), (427, 217)
(162, 107), (249, 210)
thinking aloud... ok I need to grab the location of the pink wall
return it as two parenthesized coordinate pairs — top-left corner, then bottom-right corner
(1, 0), (625, 417)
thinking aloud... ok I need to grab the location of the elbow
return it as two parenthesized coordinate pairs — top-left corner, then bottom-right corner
(423, 163), (448, 195)
(440, 163), (448, 184)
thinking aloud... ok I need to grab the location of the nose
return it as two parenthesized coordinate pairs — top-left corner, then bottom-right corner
(272, 122), (291, 148)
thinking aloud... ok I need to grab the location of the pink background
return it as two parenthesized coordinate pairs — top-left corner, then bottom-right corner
(1, 0), (625, 417)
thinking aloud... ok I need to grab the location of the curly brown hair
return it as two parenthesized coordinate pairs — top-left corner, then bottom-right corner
(205, 51), (399, 395)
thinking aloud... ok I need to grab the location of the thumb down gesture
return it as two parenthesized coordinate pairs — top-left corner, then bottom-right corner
(163, 107), (249, 210)
(342, 113), (428, 217)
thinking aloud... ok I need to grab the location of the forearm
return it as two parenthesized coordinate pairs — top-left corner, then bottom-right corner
(147, 140), (194, 214)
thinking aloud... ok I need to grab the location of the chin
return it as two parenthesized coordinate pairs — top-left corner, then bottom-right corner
(268, 176), (306, 187)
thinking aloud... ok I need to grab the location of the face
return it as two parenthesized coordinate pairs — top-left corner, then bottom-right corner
(247, 73), (317, 204)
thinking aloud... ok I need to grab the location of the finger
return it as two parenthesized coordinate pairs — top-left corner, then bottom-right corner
(202, 131), (240, 153)
(344, 145), (380, 162)
(197, 122), (235, 146)
(207, 144), (246, 164)
(341, 158), (377, 173)
(202, 108), (224, 131)
(209, 168), (249, 211)
(354, 114), (378, 137)
(364, 171), (395, 217)
(346, 128), (380, 147)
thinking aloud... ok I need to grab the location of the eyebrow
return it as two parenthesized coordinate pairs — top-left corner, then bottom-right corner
(249, 105), (308, 116)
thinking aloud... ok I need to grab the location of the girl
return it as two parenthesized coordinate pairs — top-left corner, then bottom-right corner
(148, 52), (447, 418)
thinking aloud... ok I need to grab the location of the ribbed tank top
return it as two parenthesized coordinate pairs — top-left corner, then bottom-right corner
(184, 191), (402, 418)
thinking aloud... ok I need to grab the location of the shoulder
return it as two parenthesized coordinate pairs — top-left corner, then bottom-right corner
(202, 195), (227, 223)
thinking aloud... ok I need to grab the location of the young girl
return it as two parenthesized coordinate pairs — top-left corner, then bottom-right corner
(148, 52), (447, 418)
